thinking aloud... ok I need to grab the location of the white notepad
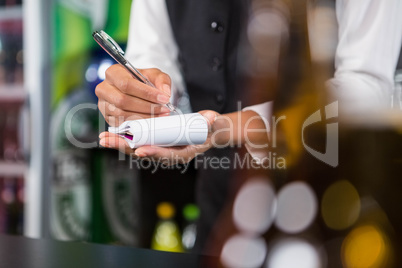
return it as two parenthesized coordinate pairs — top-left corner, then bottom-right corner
(108, 113), (208, 149)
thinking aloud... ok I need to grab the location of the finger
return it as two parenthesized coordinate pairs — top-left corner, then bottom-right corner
(99, 131), (119, 139)
(133, 146), (159, 158)
(99, 99), (125, 126)
(97, 82), (171, 114)
(134, 146), (186, 165)
(99, 135), (132, 155)
(198, 110), (218, 131)
(104, 65), (170, 104)
(99, 100), (148, 126)
(100, 99), (171, 127)
(141, 68), (172, 96)
(200, 111), (217, 127)
(99, 97), (172, 119)
(106, 114), (155, 127)
(98, 99), (108, 119)
(135, 145), (198, 162)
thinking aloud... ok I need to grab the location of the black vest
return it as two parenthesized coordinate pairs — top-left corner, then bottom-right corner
(165, 0), (247, 114)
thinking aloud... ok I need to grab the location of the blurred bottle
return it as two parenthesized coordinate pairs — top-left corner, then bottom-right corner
(91, 149), (141, 246)
(151, 202), (183, 253)
(15, 175), (23, 233)
(0, 19), (23, 85)
(50, 88), (96, 242)
(0, 177), (14, 233)
(3, 108), (20, 162)
(0, 176), (5, 232)
(0, 107), (6, 161)
(181, 203), (200, 252)
(1, 177), (22, 234)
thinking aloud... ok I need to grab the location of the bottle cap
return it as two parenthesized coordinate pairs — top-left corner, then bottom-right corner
(183, 204), (200, 221)
(157, 202), (175, 219)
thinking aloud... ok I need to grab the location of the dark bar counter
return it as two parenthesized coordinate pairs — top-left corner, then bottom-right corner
(0, 234), (216, 268)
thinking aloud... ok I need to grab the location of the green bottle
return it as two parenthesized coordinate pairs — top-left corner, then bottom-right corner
(182, 204), (200, 251)
(151, 202), (183, 253)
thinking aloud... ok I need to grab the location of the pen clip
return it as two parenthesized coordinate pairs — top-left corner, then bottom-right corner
(99, 30), (125, 56)
(92, 30), (127, 65)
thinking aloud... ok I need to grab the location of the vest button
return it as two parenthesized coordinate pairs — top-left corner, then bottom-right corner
(215, 93), (225, 105)
(211, 21), (224, 33)
(211, 57), (222, 71)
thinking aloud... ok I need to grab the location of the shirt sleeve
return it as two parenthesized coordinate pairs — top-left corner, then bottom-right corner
(327, 0), (402, 114)
(125, 0), (188, 110)
(242, 101), (273, 163)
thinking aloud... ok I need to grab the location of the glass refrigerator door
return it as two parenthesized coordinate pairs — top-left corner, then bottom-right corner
(0, 1), (26, 235)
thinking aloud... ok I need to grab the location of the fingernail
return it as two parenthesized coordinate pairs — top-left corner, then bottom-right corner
(135, 150), (147, 157)
(161, 106), (171, 113)
(209, 112), (217, 123)
(162, 84), (171, 95)
(204, 112), (217, 125)
(157, 94), (170, 104)
(99, 139), (107, 147)
(99, 132), (107, 139)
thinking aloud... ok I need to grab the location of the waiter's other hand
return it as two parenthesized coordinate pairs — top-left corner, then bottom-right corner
(95, 64), (172, 127)
(99, 110), (219, 165)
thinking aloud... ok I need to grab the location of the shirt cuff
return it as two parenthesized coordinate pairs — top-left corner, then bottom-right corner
(242, 101), (273, 164)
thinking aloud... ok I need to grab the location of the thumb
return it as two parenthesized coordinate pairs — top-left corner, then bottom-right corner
(199, 110), (218, 129)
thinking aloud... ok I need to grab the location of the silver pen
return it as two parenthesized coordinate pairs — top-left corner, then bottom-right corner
(92, 30), (176, 112)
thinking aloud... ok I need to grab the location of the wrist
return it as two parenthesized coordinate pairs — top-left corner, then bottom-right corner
(209, 114), (232, 147)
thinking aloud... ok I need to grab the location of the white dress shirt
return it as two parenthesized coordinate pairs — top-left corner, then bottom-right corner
(126, 0), (402, 113)
(327, 0), (402, 114)
(125, 0), (402, 158)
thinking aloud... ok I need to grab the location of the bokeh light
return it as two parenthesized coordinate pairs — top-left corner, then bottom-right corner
(233, 177), (276, 234)
(246, 1), (289, 77)
(266, 238), (322, 268)
(275, 181), (317, 234)
(220, 234), (267, 268)
(85, 63), (98, 83)
(97, 60), (112, 80)
(341, 225), (391, 268)
(307, 1), (337, 62)
(85, 58), (113, 84)
(247, 8), (288, 57)
(321, 180), (360, 230)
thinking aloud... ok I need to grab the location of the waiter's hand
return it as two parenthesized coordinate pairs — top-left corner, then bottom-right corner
(99, 110), (219, 165)
(95, 64), (172, 127)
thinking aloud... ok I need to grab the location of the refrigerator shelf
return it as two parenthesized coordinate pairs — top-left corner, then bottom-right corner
(0, 6), (22, 21)
(0, 85), (26, 102)
(0, 161), (26, 177)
